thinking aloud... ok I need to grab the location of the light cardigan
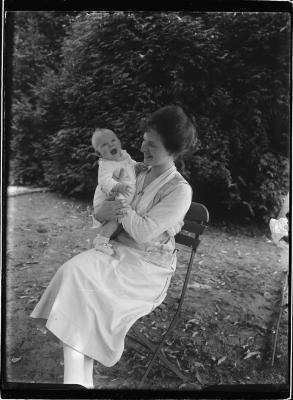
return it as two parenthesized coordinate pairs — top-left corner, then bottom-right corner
(117, 165), (192, 267)
(121, 166), (191, 243)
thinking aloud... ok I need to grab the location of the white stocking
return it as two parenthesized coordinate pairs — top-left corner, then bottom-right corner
(84, 355), (94, 388)
(63, 343), (86, 387)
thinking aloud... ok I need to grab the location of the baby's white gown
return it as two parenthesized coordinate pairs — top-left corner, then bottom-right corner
(31, 166), (192, 367)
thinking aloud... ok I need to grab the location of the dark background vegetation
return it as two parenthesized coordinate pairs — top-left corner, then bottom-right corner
(6, 11), (290, 222)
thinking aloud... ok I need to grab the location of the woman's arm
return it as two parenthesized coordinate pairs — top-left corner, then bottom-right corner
(120, 183), (192, 243)
(94, 199), (126, 223)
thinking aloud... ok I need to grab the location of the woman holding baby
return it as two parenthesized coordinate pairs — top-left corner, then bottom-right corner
(31, 105), (196, 388)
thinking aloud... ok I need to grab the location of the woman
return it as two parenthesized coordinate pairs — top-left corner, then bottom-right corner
(31, 105), (196, 388)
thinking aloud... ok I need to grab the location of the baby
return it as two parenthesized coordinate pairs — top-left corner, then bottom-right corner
(91, 128), (138, 255)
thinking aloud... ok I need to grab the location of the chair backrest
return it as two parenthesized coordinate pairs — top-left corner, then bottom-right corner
(175, 202), (209, 250)
(174, 202), (209, 310)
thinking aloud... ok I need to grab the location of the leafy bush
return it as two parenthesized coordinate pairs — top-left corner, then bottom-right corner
(186, 12), (290, 220)
(8, 11), (76, 185)
(10, 11), (290, 222)
(44, 127), (98, 195)
(45, 11), (236, 196)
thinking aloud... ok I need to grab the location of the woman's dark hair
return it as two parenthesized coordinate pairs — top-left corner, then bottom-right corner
(145, 105), (197, 158)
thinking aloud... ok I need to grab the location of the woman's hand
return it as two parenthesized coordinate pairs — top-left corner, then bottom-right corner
(94, 199), (127, 222)
(135, 162), (148, 176)
(113, 183), (133, 197)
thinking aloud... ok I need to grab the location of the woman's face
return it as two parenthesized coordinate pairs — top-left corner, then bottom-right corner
(140, 129), (174, 167)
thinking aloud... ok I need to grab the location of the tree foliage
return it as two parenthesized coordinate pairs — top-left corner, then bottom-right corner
(9, 11), (290, 221)
(8, 11), (77, 184)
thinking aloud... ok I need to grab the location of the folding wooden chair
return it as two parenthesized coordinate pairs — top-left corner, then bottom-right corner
(127, 202), (209, 388)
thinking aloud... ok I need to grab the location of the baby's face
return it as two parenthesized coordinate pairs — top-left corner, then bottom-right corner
(95, 130), (122, 161)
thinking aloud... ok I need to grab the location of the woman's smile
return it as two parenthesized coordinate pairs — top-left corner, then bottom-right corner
(143, 153), (153, 161)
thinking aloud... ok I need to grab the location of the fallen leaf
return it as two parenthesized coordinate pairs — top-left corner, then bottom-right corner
(37, 327), (47, 334)
(193, 361), (204, 368)
(37, 227), (47, 233)
(195, 370), (203, 384)
(244, 351), (261, 360)
(187, 318), (199, 324)
(28, 298), (38, 303)
(217, 356), (227, 365)
(11, 357), (22, 363)
(179, 383), (188, 389)
(188, 283), (211, 290)
(93, 374), (109, 379)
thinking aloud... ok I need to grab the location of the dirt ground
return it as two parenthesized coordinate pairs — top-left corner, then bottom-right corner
(5, 191), (289, 391)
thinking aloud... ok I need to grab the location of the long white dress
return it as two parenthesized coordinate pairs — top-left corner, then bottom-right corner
(31, 165), (192, 367)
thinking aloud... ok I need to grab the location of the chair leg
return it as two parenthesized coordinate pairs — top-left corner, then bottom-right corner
(271, 272), (288, 366)
(130, 326), (157, 351)
(127, 249), (196, 388)
(128, 322), (189, 388)
(155, 349), (189, 382)
(128, 330), (189, 383)
(137, 343), (189, 388)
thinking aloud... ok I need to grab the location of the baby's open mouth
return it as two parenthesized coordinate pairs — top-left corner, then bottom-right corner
(110, 149), (117, 155)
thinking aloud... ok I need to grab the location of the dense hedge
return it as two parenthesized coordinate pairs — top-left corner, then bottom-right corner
(8, 11), (77, 185)
(9, 11), (290, 221)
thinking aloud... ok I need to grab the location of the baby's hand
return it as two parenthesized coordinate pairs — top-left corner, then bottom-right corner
(117, 168), (129, 182)
(112, 168), (129, 183)
(113, 183), (133, 197)
(135, 162), (148, 175)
